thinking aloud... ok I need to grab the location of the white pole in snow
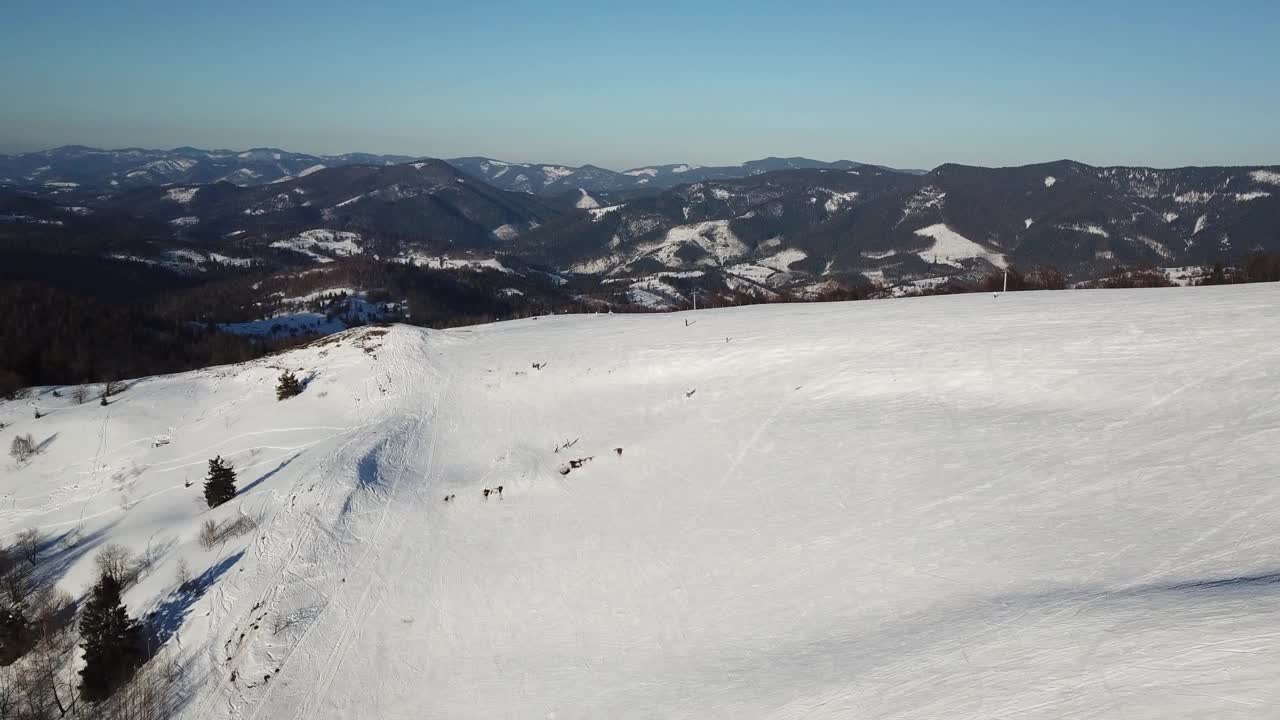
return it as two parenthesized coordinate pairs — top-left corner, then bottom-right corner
(1003, 269), (1008, 293)
(692, 289), (699, 311)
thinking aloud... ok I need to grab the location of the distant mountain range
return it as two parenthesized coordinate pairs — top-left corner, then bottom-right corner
(3, 145), (1278, 307)
(447, 156), (928, 195)
(0, 145), (925, 195)
(0, 145), (417, 190)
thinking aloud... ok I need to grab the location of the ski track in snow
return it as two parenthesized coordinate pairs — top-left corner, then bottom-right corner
(3, 288), (1280, 718)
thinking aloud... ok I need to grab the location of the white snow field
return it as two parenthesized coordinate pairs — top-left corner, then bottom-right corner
(4, 285), (1280, 718)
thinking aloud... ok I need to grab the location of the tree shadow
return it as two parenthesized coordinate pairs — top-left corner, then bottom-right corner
(29, 522), (117, 596)
(237, 452), (300, 497)
(1159, 571), (1280, 593)
(144, 551), (244, 650)
(35, 432), (58, 454)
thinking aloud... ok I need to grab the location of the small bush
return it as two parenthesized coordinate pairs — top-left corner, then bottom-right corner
(198, 520), (219, 550)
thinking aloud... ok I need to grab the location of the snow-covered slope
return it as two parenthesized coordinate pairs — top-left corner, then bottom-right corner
(3, 286), (1279, 718)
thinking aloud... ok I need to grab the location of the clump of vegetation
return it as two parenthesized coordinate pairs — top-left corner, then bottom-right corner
(276, 370), (303, 400)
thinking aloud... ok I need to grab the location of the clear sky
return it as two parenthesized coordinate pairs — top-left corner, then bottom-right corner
(2, 0), (1277, 170)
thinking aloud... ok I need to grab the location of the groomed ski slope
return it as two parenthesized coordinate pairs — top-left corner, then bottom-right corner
(3, 285), (1280, 718)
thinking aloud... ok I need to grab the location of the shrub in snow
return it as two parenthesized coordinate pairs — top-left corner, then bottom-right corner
(78, 573), (145, 702)
(9, 434), (35, 463)
(276, 370), (303, 400)
(71, 385), (90, 404)
(198, 519), (219, 549)
(203, 456), (237, 509)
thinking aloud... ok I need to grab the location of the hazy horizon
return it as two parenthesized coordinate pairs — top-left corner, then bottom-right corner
(3, 1), (1278, 169)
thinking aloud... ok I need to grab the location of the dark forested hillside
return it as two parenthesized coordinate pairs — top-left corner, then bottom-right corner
(0, 283), (264, 396)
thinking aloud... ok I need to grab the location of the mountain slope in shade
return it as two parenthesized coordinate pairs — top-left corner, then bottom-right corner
(2, 286), (1279, 718)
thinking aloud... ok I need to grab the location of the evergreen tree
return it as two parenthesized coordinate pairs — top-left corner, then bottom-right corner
(78, 574), (144, 702)
(203, 456), (237, 509)
(276, 370), (303, 400)
(0, 603), (33, 666)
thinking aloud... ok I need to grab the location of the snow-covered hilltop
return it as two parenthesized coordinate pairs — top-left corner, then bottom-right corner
(3, 286), (1279, 718)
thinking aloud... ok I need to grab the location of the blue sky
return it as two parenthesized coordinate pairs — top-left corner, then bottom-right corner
(2, 0), (1277, 169)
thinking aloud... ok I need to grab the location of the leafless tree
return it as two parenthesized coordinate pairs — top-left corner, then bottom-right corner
(101, 380), (127, 399)
(15, 529), (40, 566)
(94, 544), (134, 586)
(71, 385), (90, 405)
(174, 558), (191, 588)
(16, 623), (79, 718)
(10, 435), (35, 463)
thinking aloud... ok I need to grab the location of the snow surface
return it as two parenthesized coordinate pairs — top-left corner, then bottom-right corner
(491, 223), (521, 241)
(1043, 176), (1056, 187)
(208, 253), (254, 267)
(5, 288), (1280, 718)
(394, 253), (514, 274)
(728, 249), (810, 285)
(914, 223), (1008, 268)
(574, 188), (601, 209)
(644, 220), (747, 268)
(823, 190), (860, 213)
(540, 166), (574, 184)
(624, 168), (659, 177)
(166, 187), (200, 204)
(1176, 191), (1214, 204)
(1058, 222), (1110, 238)
(297, 164), (327, 177)
(1235, 191), (1270, 202)
(1248, 169), (1280, 186)
(169, 215), (199, 227)
(588, 204), (624, 221)
(270, 230), (362, 263)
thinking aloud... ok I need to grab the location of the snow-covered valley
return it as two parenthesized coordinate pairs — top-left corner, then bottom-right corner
(3, 286), (1279, 718)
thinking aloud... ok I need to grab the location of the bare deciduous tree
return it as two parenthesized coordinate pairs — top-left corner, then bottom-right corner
(101, 380), (127, 399)
(15, 529), (40, 567)
(174, 558), (191, 588)
(94, 544), (134, 586)
(9, 435), (35, 463)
